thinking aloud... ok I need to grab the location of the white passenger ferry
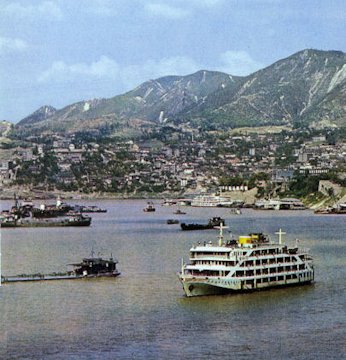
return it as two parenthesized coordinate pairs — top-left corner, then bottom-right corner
(178, 227), (314, 297)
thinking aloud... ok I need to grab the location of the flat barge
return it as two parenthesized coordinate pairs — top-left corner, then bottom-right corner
(1, 255), (120, 284)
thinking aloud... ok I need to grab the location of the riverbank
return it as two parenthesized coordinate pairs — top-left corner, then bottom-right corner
(1, 184), (344, 209)
(0, 185), (182, 201)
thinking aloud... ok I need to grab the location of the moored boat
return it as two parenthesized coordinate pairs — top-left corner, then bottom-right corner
(0, 214), (91, 228)
(72, 205), (107, 213)
(178, 227), (314, 297)
(314, 203), (346, 214)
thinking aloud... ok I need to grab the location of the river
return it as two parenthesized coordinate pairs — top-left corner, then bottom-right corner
(0, 200), (345, 359)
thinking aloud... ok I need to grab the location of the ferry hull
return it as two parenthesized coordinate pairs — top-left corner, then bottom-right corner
(179, 274), (314, 297)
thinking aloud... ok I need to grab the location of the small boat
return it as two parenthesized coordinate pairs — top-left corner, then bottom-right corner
(230, 208), (242, 215)
(180, 217), (225, 231)
(1, 253), (120, 284)
(73, 205), (107, 213)
(166, 219), (179, 224)
(143, 201), (156, 212)
(173, 209), (186, 215)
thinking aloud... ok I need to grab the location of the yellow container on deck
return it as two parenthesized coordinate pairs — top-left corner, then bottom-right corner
(239, 236), (252, 244)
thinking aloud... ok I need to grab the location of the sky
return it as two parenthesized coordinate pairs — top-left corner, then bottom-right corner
(0, 0), (345, 123)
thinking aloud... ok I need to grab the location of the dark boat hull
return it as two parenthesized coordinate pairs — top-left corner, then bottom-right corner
(180, 217), (225, 231)
(1, 217), (91, 228)
(180, 223), (215, 230)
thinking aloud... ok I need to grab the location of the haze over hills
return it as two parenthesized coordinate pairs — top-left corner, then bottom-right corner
(16, 49), (346, 137)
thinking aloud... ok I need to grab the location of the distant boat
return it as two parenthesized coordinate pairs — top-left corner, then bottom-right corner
(180, 217), (225, 231)
(173, 209), (186, 215)
(230, 208), (242, 215)
(161, 199), (177, 206)
(314, 203), (346, 215)
(143, 201), (156, 212)
(73, 205), (107, 213)
(0, 214), (91, 228)
(166, 219), (179, 224)
(254, 198), (305, 210)
(191, 195), (235, 207)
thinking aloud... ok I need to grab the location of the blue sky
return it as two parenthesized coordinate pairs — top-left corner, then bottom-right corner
(1, 0), (345, 122)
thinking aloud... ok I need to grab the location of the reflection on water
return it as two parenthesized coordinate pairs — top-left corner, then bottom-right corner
(1, 200), (345, 359)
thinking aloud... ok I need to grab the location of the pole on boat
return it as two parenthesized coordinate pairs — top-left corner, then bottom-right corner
(181, 258), (184, 275)
(216, 223), (229, 246)
(275, 228), (286, 244)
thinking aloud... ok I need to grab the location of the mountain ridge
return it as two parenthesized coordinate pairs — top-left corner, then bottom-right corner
(16, 49), (346, 136)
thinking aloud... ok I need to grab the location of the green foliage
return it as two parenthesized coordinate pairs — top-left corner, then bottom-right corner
(288, 175), (320, 197)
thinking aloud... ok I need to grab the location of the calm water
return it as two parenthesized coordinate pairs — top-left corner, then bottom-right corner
(0, 200), (345, 359)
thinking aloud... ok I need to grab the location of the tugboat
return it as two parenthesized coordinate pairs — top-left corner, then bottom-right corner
(143, 201), (156, 212)
(180, 217), (225, 231)
(178, 227), (314, 297)
(69, 255), (120, 278)
(1, 253), (120, 283)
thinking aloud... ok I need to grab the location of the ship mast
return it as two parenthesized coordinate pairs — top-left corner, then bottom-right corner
(275, 228), (286, 244)
(217, 223), (228, 246)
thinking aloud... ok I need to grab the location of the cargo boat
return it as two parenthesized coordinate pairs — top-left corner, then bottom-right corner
(180, 217), (225, 231)
(1, 255), (120, 283)
(178, 227), (314, 297)
(0, 214), (91, 228)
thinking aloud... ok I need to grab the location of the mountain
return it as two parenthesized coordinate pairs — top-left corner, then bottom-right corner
(19, 105), (57, 126)
(16, 49), (346, 137)
(16, 70), (237, 136)
(183, 49), (346, 128)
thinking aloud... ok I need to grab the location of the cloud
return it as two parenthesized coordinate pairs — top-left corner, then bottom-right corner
(122, 56), (200, 87)
(3, 1), (63, 20)
(38, 56), (120, 83)
(219, 50), (264, 76)
(190, 0), (224, 7)
(38, 55), (200, 91)
(38, 52), (263, 92)
(145, 3), (189, 19)
(0, 36), (28, 53)
(83, 0), (118, 17)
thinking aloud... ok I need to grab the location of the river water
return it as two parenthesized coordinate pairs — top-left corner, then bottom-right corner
(0, 200), (345, 359)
